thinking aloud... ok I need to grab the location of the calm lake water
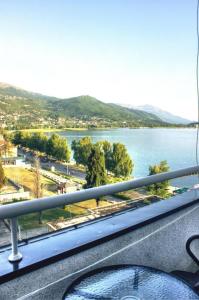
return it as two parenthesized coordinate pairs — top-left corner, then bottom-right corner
(55, 128), (199, 187)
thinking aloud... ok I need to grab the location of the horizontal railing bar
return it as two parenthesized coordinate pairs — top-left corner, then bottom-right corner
(0, 165), (199, 220)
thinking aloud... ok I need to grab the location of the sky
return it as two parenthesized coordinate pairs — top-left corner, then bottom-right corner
(0, 0), (198, 120)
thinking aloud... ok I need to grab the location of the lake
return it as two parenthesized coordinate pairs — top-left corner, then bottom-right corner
(54, 128), (199, 188)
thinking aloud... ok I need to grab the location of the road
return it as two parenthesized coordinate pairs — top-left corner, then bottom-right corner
(45, 161), (85, 180)
(19, 148), (86, 180)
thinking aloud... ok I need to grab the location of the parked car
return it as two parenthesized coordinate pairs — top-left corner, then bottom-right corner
(40, 156), (49, 163)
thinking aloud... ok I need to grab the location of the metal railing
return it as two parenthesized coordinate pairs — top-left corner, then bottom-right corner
(1, 165), (199, 262)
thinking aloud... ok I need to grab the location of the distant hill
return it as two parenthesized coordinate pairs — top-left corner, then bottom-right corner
(0, 83), (169, 129)
(136, 105), (193, 124)
(120, 103), (192, 125)
(52, 96), (164, 124)
(0, 82), (58, 101)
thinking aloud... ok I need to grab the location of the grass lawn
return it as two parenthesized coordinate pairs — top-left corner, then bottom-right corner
(5, 167), (111, 231)
(18, 207), (73, 230)
(5, 167), (57, 197)
(113, 190), (142, 200)
(77, 199), (109, 209)
(66, 199), (109, 215)
(19, 199), (110, 230)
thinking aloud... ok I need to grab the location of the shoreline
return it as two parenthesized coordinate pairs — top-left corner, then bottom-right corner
(8, 128), (88, 133)
(8, 126), (194, 133)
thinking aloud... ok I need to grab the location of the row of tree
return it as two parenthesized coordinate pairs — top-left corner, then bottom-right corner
(10, 131), (170, 197)
(72, 137), (133, 179)
(71, 138), (170, 196)
(13, 131), (70, 162)
(84, 146), (170, 196)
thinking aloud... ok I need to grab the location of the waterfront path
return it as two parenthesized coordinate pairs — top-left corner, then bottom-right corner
(19, 148), (86, 180)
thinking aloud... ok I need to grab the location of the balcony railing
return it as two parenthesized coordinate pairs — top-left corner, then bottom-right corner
(0, 165), (199, 262)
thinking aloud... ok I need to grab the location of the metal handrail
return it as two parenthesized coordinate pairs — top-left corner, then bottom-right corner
(1, 165), (199, 262)
(1, 165), (199, 220)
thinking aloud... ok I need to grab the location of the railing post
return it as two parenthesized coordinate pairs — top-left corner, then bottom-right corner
(8, 217), (22, 262)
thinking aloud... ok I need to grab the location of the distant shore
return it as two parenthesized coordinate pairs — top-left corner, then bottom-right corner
(8, 128), (88, 133)
(8, 125), (193, 134)
(8, 127), (121, 133)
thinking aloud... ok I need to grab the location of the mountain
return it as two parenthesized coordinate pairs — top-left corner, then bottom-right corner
(51, 96), (164, 124)
(0, 83), (170, 129)
(0, 82), (58, 101)
(136, 105), (193, 124)
(120, 103), (192, 125)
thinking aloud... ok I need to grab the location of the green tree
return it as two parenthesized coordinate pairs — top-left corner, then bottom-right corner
(29, 133), (48, 153)
(111, 143), (133, 177)
(95, 140), (113, 173)
(147, 160), (170, 198)
(13, 131), (70, 161)
(85, 146), (107, 189)
(13, 131), (31, 147)
(1, 129), (12, 142)
(13, 131), (23, 145)
(47, 134), (70, 161)
(33, 158), (44, 224)
(20, 132), (31, 148)
(0, 160), (6, 189)
(71, 137), (92, 166)
(55, 137), (70, 161)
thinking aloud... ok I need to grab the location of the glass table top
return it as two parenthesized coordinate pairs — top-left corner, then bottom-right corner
(63, 265), (199, 300)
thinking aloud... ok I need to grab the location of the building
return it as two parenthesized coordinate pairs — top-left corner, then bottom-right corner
(1, 156), (27, 166)
(0, 135), (28, 166)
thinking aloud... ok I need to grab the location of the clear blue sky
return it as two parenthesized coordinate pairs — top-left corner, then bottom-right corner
(0, 0), (197, 119)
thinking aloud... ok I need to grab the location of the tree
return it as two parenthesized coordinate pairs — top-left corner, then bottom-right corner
(29, 133), (48, 152)
(71, 137), (92, 166)
(147, 160), (170, 198)
(13, 131), (70, 161)
(95, 140), (113, 173)
(0, 160), (6, 189)
(13, 131), (23, 145)
(1, 129), (12, 143)
(32, 158), (44, 224)
(111, 143), (133, 177)
(13, 131), (31, 147)
(85, 146), (107, 189)
(3, 140), (13, 157)
(46, 134), (56, 156)
(47, 134), (70, 161)
(56, 137), (70, 161)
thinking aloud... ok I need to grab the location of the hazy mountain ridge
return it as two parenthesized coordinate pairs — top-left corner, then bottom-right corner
(137, 104), (193, 124)
(119, 103), (192, 124)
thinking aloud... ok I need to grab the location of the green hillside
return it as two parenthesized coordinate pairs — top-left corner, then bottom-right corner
(51, 96), (162, 123)
(0, 82), (58, 101)
(0, 83), (169, 129)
